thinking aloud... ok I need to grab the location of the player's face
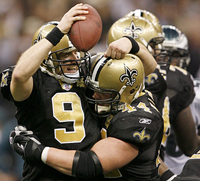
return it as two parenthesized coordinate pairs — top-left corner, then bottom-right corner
(57, 50), (79, 74)
(93, 91), (110, 102)
(149, 42), (161, 55)
(92, 91), (116, 105)
(170, 51), (181, 66)
(149, 42), (170, 63)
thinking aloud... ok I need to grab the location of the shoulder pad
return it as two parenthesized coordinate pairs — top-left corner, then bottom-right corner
(0, 66), (15, 100)
(1, 66), (15, 88)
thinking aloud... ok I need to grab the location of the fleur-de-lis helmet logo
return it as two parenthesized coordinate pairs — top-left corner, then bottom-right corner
(120, 64), (138, 86)
(124, 21), (142, 39)
(33, 31), (42, 45)
(1, 72), (9, 87)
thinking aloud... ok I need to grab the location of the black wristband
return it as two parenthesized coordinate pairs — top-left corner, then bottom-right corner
(123, 36), (140, 54)
(45, 27), (64, 46)
(160, 169), (175, 181)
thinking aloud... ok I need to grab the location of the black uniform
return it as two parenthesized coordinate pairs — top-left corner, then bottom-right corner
(173, 146), (200, 181)
(161, 65), (195, 158)
(145, 67), (170, 159)
(103, 91), (163, 181)
(1, 67), (101, 181)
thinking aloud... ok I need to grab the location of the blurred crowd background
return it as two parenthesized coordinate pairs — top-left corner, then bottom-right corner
(0, 0), (200, 180)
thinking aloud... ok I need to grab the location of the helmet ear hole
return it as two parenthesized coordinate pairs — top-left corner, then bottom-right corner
(130, 89), (135, 95)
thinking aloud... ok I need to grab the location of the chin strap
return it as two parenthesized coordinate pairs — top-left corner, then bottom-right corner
(96, 105), (111, 114)
(40, 66), (79, 84)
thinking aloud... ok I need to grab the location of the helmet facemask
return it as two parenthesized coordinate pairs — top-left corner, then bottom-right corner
(32, 21), (91, 84)
(168, 49), (190, 69)
(84, 54), (144, 117)
(84, 76), (121, 117)
(43, 48), (91, 84)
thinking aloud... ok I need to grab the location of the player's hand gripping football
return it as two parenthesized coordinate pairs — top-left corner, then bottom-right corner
(9, 125), (45, 162)
(57, 3), (88, 34)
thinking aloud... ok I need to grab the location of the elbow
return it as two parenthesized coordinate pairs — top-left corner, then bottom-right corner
(144, 60), (157, 77)
(182, 149), (195, 157)
(146, 61), (157, 76)
(72, 151), (103, 179)
(12, 68), (28, 83)
(181, 136), (200, 156)
(181, 143), (198, 156)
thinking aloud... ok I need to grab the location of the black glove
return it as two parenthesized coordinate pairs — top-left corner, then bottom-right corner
(9, 125), (45, 162)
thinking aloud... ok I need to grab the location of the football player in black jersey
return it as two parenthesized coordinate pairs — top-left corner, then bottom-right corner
(107, 11), (170, 160)
(159, 146), (200, 181)
(161, 25), (200, 175)
(1, 4), (101, 181)
(105, 10), (200, 178)
(123, 10), (200, 176)
(128, 9), (200, 158)
(119, 9), (200, 155)
(10, 54), (163, 181)
(1, 4), (158, 181)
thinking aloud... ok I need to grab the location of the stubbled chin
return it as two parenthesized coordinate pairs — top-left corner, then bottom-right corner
(66, 70), (77, 73)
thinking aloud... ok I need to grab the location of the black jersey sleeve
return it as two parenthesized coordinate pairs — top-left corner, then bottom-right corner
(107, 112), (163, 151)
(167, 66), (195, 121)
(145, 68), (167, 96)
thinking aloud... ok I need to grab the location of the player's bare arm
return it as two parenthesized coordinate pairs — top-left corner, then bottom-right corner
(10, 4), (88, 102)
(37, 137), (138, 175)
(173, 106), (200, 156)
(136, 42), (157, 76)
(91, 137), (139, 172)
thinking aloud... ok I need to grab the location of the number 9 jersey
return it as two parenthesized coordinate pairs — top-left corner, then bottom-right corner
(0, 66), (101, 181)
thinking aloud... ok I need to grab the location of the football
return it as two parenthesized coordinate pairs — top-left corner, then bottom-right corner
(68, 4), (102, 51)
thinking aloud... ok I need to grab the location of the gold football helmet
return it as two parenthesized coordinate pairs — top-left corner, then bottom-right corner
(32, 21), (91, 84)
(84, 53), (144, 117)
(122, 9), (172, 63)
(107, 16), (164, 55)
(124, 9), (162, 33)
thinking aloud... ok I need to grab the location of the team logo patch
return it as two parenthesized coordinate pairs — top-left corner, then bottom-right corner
(60, 83), (72, 91)
(120, 65), (137, 86)
(1, 72), (9, 87)
(145, 73), (158, 86)
(139, 118), (152, 124)
(133, 128), (150, 142)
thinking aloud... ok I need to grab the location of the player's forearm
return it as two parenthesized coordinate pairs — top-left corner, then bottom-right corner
(136, 42), (157, 76)
(174, 106), (199, 156)
(13, 39), (53, 83)
(45, 147), (75, 176)
(44, 147), (103, 179)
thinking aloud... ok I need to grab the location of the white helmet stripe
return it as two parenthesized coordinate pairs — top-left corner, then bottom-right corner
(91, 55), (110, 81)
(134, 9), (142, 17)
